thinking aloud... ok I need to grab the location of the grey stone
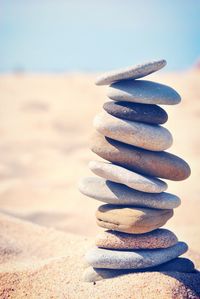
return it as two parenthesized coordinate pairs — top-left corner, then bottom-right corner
(94, 111), (173, 151)
(85, 242), (188, 269)
(107, 80), (181, 105)
(103, 101), (168, 124)
(95, 59), (166, 86)
(78, 177), (180, 209)
(89, 160), (167, 193)
(83, 258), (195, 282)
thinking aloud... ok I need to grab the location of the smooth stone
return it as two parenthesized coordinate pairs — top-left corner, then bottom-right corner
(85, 242), (188, 269)
(94, 111), (173, 151)
(90, 132), (191, 181)
(95, 59), (166, 86)
(89, 160), (167, 193)
(95, 229), (178, 250)
(83, 258), (195, 282)
(96, 204), (173, 234)
(103, 101), (168, 124)
(107, 80), (181, 105)
(84, 258), (195, 282)
(79, 177), (180, 209)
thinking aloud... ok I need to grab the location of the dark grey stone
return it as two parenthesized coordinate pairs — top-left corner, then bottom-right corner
(103, 101), (168, 124)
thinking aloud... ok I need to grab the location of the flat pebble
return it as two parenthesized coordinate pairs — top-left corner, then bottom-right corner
(95, 229), (178, 249)
(107, 80), (181, 105)
(79, 177), (180, 209)
(103, 101), (168, 124)
(90, 132), (191, 181)
(85, 242), (188, 269)
(96, 204), (173, 234)
(94, 112), (173, 151)
(83, 258), (195, 282)
(95, 59), (166, 86)
(89, 161), (167, 193)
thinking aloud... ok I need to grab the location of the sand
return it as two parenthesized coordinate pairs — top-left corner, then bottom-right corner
(0, 212), (200, 299)
(0, 70), (200, 297)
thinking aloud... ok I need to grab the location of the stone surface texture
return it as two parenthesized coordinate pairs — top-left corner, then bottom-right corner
(78, 177), (180, 209)
(89, 160), (167, 193)
(94, 111), (173, 151)
(84, 257), (195, 282)
(95, 59), (166, 86)
(90, 132), (191, 181)
(95, 229), (178, 249)
(103, 101), (168, 124)
(85, 242), (188, 269)
(107, 80), (181, 105)
(96, 204), (173, 234)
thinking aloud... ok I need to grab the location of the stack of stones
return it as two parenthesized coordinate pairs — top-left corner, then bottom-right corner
(79, 60), (193, 282)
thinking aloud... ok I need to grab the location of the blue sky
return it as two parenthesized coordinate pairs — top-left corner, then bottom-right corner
(0, 0), (200, 72)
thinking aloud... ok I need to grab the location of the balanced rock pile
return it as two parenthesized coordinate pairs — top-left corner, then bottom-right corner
(79, 60), (193, 282)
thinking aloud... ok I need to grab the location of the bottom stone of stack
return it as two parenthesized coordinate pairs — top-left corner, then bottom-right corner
(83, 258), (196, 282)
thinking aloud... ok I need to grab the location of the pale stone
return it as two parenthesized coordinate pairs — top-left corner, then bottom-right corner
(85, 242), (188, 269)
(89, 160), (167, 193)
(83, 258), (195, 282)
(107, 80), (181, 105)
(93, 111), (173, 151)
(79, 177), (180, 209)
(95, 59), (166, 86)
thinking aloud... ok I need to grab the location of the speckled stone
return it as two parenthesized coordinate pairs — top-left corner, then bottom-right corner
(93, 112), (173, 151)
(90, 132), (191, 181)
(89, 161), (167, 193)
(78, 177), (180, 209)
(107, 80), (181, 105)
(95, 229), (178, 250)
(95, 59), (166, 86)
(85, 242), (188, 269)
(103, 101), (168, 124)
(96, 204), (173, 234)
(83, 258), (195, 282)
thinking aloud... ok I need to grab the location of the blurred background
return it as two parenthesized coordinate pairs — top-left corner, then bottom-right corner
(0, 0), (200, 73)
(0, 0), (200, 251)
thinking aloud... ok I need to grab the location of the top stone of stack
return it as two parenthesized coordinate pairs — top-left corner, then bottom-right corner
(95, 59), (181, 105)
(95, 59), (166, 86)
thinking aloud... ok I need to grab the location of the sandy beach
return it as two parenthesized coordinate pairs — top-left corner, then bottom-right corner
(0, 70), (200, 298)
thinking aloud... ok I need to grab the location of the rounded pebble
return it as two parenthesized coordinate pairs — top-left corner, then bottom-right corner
(103, 101), (168, 124)
(96, 204), (173, 234)
(89, 160), (167, 193)
(94, 111), (173, 151)
(85, 242), (188, 269)
(95, 229), (178, 250)
(95, 59), (166, 86)
(90, 132), (191, 181)
(107, 80), (181, 105)
(79, 177), (180, 209)
(83, 258), (195, 282)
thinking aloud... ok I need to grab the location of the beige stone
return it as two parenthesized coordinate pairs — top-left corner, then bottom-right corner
(95, 229), (178, 249)
(96, 204), (173, 234)
(90, 132), (191, 181)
